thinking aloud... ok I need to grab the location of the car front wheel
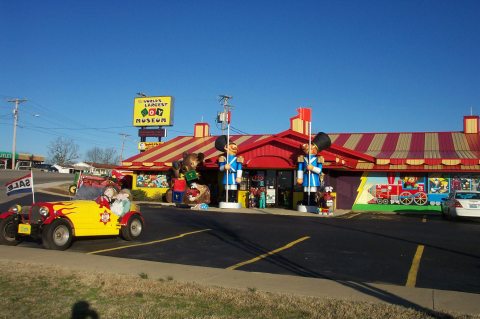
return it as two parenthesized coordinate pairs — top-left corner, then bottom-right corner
(121, 215), (143, 241)
(0, 216), (20, 246)
(43, 219), (73, 250)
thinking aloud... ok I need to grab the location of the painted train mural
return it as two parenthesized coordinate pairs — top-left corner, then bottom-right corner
(353, 173), (480, 210)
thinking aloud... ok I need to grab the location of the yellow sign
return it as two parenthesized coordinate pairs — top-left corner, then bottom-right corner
(133, 96), (174, 127)
(138, 142), (163, 151)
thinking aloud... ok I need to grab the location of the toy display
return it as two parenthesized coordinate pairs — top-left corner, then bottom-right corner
(166, 152), (211, 206)
(297, 132), (331, 210)
(95, 186), (118, 208)
(111, 189), (132, 217)
(215, 135), (243, 204)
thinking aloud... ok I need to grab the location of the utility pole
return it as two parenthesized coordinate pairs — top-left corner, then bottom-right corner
(218, 95), (233, 135)
(8, 98), (27, 169)
(119, 133), (130, 163)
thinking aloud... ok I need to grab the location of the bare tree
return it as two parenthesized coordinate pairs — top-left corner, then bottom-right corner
(102, 147), (120, 165)
(47, 137), (79, 166)
(85, 147), (104, 163)
(85, 147), (120, 164)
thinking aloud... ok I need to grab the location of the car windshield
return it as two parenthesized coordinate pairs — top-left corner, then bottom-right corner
(455, 192), (480, 200)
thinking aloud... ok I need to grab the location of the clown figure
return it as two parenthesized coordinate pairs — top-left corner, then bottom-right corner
(95, 186), (118, 208)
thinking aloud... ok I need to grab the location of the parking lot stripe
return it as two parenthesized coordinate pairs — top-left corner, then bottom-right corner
(405, 244), (425, 287)
(226, 236), (310, 270)
(346, 212), (361, 219)
(87, 229), (211, 254)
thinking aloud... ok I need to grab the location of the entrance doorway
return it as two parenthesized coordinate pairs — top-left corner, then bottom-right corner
(243, 170), (294, 208)
(277, 170), (293, 208)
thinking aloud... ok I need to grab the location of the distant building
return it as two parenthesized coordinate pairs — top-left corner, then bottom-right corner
(0, 151), (45, 170)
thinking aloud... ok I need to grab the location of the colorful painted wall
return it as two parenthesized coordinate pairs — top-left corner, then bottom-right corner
(132, 172), (170, 198)
(352, 172), (480, 212)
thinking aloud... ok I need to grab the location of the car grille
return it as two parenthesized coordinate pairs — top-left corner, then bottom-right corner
(30, 206), (43, 224)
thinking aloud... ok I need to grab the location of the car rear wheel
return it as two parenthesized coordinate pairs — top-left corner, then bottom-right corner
(121, 215), (143, 241)
(43, 219), (73, 250)
(0, 216), (20, 246)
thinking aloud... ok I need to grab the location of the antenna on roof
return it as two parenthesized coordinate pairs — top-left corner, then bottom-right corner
(471, 106), (473, 116)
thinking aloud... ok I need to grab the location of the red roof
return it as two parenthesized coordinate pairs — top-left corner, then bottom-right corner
(122, 129), (480, 172)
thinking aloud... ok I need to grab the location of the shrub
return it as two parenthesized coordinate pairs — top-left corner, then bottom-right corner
(131, 189), (148, 201)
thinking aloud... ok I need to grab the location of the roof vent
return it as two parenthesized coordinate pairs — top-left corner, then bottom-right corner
(194, 122), (210, 138)
(464, 116), (479, 134)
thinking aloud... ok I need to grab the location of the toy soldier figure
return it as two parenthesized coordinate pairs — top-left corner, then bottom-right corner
(215, 135), (243, 203)
(297, 132), (331, 207)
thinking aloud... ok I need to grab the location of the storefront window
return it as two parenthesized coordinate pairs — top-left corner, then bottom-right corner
(136, 172), (170, 188)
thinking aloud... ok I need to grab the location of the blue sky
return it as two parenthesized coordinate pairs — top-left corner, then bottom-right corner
(1, 0), (479, 162)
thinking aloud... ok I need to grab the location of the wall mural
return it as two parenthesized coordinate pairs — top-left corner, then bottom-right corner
(136, 173), (169, 188)
(354, 173), (480, 210)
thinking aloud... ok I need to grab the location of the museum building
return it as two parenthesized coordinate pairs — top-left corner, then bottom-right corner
(121, 110), (480, 212)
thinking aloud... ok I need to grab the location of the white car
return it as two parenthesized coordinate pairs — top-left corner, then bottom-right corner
(441, 190), (480, 219)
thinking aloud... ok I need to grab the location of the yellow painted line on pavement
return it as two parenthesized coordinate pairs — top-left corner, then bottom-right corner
(87, 229), (211, 254)
(406, 244), (425, 287)
(227, 236), (310, 270)
(346, 212), (361, 219)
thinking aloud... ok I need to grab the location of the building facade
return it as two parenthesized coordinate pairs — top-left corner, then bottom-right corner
(121, 111), (480, 212)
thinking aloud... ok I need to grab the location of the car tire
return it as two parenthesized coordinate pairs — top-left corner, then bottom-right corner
(121, 215), (143, 241)
(0, 216), (20, 246)
(43, 219), (73, 250)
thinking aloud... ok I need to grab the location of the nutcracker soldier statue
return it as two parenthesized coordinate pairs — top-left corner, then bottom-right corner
(297, 132), (331, 213)
(215, 135), (243, 209)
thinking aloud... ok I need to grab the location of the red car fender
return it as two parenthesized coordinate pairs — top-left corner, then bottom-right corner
(0, 211), (15, 219)
(118, 211), (144, 226)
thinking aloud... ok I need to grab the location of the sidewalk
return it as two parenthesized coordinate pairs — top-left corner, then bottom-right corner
(1, 245), (479, 315)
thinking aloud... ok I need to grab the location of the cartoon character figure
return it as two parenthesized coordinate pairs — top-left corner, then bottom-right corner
(258, 187), (266, 209)
(297, 132), (331, 206)
(403, 176), (419, 189)
(95, 186), (118, 208)
(324, 186), (334, 212)
(111, 189), (131, 218)
(215, 135), (243, 203)
(167, 152), (210, 205)
(451, 176), (461, 191)
(249, 187), (257, 208)
(430, 178), (441, 193)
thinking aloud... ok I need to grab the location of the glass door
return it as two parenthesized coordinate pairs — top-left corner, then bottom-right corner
(265, 170), (276, 207)
(277, 170), (293, 208)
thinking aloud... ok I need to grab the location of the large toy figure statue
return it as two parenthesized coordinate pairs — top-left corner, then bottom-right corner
(215, 135), (243, 204)
(297, 132), (331, 208)
(166, 152), (210, 206)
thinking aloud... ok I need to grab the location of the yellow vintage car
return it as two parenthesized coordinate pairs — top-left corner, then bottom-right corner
(0, 199), (144, 250)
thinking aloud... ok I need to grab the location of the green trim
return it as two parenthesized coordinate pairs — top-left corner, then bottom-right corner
(352, 204), (441, 213)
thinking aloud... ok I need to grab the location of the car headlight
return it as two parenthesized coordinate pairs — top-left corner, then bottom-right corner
(39, 206), (50, 217)
(9, 205), (21, 214)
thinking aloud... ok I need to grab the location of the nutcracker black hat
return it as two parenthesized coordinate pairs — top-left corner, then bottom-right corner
(214, 135), (228, 152)
(312, 132), (331, 151)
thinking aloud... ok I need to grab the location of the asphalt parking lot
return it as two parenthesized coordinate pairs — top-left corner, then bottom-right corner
(2, 193), (480, 294)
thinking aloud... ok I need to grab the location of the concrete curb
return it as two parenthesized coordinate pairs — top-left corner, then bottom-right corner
(0, 245), (479, 315)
